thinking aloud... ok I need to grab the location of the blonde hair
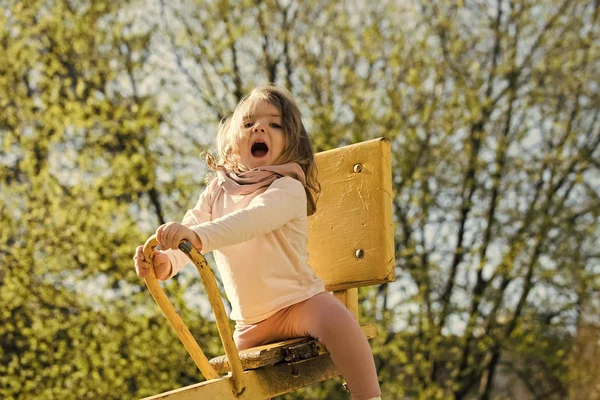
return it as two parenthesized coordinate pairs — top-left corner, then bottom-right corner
(205, 84), (321, 216)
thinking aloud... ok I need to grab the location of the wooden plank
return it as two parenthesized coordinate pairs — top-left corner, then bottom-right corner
(333, 288), (359, 322)
(209, 323), (378, 374)
(308, 138), (395, 291)
(178, 241), (245, 393)
(143, 236), (220, 381)
(143, 354), (340, 400)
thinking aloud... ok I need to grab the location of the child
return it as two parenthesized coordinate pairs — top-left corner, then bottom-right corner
(133, 85), (382, 400)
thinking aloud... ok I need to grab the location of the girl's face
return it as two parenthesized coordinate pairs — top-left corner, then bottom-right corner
(237, 101), (286, 169)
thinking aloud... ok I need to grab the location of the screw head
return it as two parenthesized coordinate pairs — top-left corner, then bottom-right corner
(291, 366), (300, 378)
(353, 163), (362, 173)
(355, 249), (365, 259)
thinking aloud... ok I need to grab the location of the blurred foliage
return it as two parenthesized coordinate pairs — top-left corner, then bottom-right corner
(1, 0), (599, 399)
(0, 1), (221, 399)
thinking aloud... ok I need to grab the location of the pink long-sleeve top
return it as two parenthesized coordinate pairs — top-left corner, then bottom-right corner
(164, 170), (325, 324)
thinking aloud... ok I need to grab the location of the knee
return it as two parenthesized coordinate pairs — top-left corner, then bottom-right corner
(311, 303), (358, 342)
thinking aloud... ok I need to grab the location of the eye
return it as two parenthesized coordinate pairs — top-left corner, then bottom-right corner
(270, 123), (282, 129)
(243, 122), (253, 129)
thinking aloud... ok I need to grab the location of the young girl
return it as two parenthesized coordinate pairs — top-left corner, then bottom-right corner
(133, 85), (382, 400)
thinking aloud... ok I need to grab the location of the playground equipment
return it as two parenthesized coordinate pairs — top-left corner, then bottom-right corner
(141, 138), (395, 399)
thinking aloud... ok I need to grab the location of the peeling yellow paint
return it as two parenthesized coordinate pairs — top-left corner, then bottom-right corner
(308, 138), (395, 291)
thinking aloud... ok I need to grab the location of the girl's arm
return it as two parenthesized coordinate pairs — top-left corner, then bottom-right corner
(190, 177), (306, 252)
(163, 178), (217, 278)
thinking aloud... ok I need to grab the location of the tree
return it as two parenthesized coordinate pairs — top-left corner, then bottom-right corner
(153, 0), (599, 398)
(2, 0), (598, 399)
(0, 1), (220, 398)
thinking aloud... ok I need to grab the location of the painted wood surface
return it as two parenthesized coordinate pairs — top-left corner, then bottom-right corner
(308, 138), (395, 291)
(143, 236), (246, 394)
(333, 288), (359, 321)
(142, 236), (220, 381)
(142, 354), (340, 400)
(209, 323), (378, 374)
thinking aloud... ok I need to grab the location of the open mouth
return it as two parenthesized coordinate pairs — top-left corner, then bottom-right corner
(251, 142), (269, 158)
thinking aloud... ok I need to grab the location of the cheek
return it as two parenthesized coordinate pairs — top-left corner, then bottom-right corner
(275, 133), (286, 152)
(231, 142), (244, 160)
(235, 137), (248, 152)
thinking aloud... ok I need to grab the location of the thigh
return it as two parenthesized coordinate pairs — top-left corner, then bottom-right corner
(284, 292), (356, 340)
(233, 306), (299, 350)
(234, 293), (352, 350)
(285, 293), (381, 399)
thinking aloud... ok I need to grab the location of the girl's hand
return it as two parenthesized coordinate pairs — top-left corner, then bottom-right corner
(133, 245), (172, 281)
(156, 222), (203, 251)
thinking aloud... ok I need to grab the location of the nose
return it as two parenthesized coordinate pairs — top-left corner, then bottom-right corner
(252, 123), (266, 133)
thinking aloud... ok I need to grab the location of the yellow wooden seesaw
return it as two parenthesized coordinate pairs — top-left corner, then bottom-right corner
(141, 138), (395, 399)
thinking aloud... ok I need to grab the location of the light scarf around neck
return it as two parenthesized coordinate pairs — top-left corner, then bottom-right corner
(216, 163), (307, 195)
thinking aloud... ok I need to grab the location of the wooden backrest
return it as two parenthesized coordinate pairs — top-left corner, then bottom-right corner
(307, 138), (395, 291)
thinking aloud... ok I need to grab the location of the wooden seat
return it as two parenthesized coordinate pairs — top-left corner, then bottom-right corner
(209, 324), (379, 373)
(208, 137), (395, 373)
(141, 138), (395, 399)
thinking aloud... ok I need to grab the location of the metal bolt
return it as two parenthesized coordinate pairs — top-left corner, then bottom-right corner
(353, 163), (362, 173)
(355, 249), (365, 259)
